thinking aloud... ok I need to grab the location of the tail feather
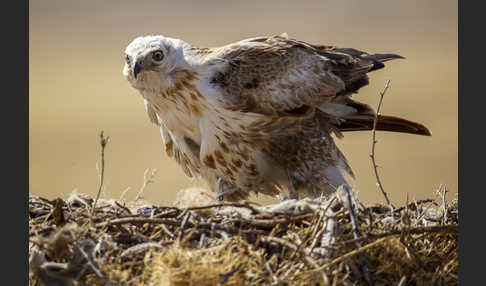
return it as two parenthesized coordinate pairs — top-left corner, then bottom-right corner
(318, 98), (431, 136)
(339, 114), (431, 136)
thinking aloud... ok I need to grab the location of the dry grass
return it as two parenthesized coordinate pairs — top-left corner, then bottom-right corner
(29, 185), (457, 286)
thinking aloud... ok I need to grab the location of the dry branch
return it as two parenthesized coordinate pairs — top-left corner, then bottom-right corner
(370, 80), (393, 207)
(30, 188), (458, 285)
(90, 131), (110, 221)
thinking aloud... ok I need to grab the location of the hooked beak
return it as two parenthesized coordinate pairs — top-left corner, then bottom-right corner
(133, 62), (142, 79)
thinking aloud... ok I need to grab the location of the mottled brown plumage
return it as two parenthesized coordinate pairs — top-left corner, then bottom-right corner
(123, 33), (431, 201)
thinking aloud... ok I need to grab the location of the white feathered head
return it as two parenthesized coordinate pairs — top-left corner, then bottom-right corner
(123, 35), (187, 89)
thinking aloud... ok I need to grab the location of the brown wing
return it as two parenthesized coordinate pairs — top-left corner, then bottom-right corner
(315, 47), (404, 96)
(205, 34), (346, 115)
(205, 34), (402, 117)
(266, 35), (430, 136)
(204, 34), (430, 136)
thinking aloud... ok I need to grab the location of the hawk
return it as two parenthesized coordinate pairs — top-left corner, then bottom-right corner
(123, 33), (430, 201)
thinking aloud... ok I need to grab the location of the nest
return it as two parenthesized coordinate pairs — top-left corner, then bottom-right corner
(29, 186), (458, 286)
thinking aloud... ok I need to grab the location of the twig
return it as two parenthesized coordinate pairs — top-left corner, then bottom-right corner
(91, 131), (110, 221)
(415, 200), (438, 222)
(225, 213), (315, 228)
(398, 276), (407, 286)
(336, 224), (458, 246)
(309, 197), (337, 253)
(370, 80), (393, 207)
(135, 168), (157, 201)
(306, 236), (390, 274)
(210, 222), (216, 239)
(391, 199), (434, 214)
(95, 216), (266, 239)
(218, 267), (240, 286)
(438, 184), (449, 224)
(71, 239), (110, 286)
(198, 232), (206, 248)
(260, 236), (320, 269)
(399, 233), (425, 269)
(319, 218), (338, 256)
(120, 242), (164, 258)
(265, 260), (278, 283)
(310, 197), (336, 240)
(96, 217), (183, 228)
(114, 201), (132, 216)
(160, 224), (176, 240)
(270, 263), (305, 286)
(152, 208), (180, 218)
(308, 212), (326, 252)
(177, 212), (192, 243)
(119, 187), (131, 203)
(343, 187), (371, 285)
(184, 202), (261, 214)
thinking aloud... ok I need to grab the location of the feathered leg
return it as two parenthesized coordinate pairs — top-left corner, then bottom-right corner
(216, 178), (249, 202)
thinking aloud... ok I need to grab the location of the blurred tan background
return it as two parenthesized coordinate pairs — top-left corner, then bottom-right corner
(29, 0), (457, 206)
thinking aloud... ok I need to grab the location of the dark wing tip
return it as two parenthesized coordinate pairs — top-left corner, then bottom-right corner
(416, 124), (432, 136)
(369, 61), (385, 71)
(365, 53), (405, 72)
(368, 53), (406, 62)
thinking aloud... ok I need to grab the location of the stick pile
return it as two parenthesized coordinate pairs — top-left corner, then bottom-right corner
(29, 185), (457, 286)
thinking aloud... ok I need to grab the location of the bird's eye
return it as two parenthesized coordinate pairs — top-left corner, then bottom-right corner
(152, 50), (164, 62)
(125, 54), (131, 65)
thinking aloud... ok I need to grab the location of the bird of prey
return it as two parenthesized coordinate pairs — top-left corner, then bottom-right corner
(123, 33), (430, 201)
